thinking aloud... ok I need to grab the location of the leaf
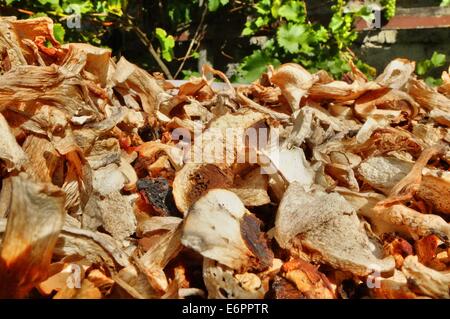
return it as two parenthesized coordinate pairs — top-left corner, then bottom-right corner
(430, 51), (446, 68)
(314, 25), (329, 43)
(53, 23), (66, 43)
(425, 76), (443, 87)
(235, 49), (280, 83)
(329, 15), (344, 32)
(416, 60), (431, 76)
(208, 0), (229, 12)
(441, 0), (450, 7)
(278, 1), (305, 22)
(155, 28), (175, 62)
(276, 23), (307, 54)
(37, 0), (59, 9)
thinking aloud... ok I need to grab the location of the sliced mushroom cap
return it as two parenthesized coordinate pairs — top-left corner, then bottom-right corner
(270, 63), (316, 111)
(408, 78), (450, 114)
(173, 163), (234, 215)
(0, 175), (65, 298)
(376, 58), (415, 89)
(358, 156), (414, 194)
(370, 204), (450, 242)
(281, 259), (335, 299)
(354, 89), (419, 121)
(203, 259), (266, 299)
(0, 112), (27, 171)
(181, 189), (273, 272)
(275, 182), (395, 276)
(417, 169), (450, 215)
(402, 255), (450, 298)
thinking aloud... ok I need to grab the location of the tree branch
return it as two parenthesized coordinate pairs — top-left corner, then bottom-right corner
(126, 16), (173, 79)
(174, 5), (208, 79)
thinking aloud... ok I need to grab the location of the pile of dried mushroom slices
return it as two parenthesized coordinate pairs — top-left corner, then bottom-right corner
(0, 17), (449, 299)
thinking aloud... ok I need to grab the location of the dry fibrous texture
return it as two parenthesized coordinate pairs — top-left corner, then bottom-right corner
(0, 17), (449, 299)
(275, 182), (395, 276)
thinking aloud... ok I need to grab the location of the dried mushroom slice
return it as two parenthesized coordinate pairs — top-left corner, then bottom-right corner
(228, 167), (271, 207)
(270, 63), (316, 111)
(0, 175), (65, 298)
(417, 169), (450, 215)
(408, 78), (450, 114)
(308, 79), (381, 102)
(0, 112), (27, 171)
(173, 163), (233, 215)
(354, 89), (419, 122)
(182, 189), (273, 272)
(112, 56), (164, 115)
(281, 259), (335, 299)
(369, 204), (450, 242)
(358, 156), (413, 194)
(275, 182), (395, 276)
(402, 255), (450, 299)
(203, 259), (266, 299)
(376, 58), (415, 89)
(371, 270), (417, 299)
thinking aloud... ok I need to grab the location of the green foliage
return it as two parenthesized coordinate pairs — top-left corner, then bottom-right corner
(441, 0), (450, 7)
(381, 0), (396, 19)
(235, 0), (377, 82)
(53, 23), (66, 42)
(181, 69), (201, 79)
(416, 51), (447, 87)
(208, 0), (229, 12)
(155, 28), (175, 62)
(2, 0), (400, 82)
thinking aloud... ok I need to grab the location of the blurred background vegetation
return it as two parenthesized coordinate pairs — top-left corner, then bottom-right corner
(0, 0), (448, 84)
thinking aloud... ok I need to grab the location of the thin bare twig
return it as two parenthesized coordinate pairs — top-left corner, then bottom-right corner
(125, 16), (173, 80)
(174, 5), (208, 79)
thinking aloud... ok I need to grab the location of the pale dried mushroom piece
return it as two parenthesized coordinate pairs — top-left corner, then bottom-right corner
(376, 58), (415, 89)
(358, 156), (413, 194)
(22, 134), (64, 184)
(402, 255), (450, 298)
(429, 109), (450, 127)
(112, 56), (164, 115)
(83, 191), (137, 241)
(371, 269), (418, 299)
(228, 167), (271, 207)
(0, 175), (65, 298)
(408, 78), (450, 114)
(369, 204), (450, 242)
(173, 163), (234, 215)
(308, 79), (381, 102)
(133, 217), (183, 292)
(270, 63), (317, 111)
(182, 189), (273, 272)
(203, 259), (267, 299)
(275, 182), (395, 276)
(417, 169), (450, 215)
(354, 89), (419, 122)
(0, 112), (27, 171)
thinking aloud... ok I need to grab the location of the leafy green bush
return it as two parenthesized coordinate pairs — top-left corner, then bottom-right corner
(0, 0), (399, 82)
(416, 51), (447, 87)
(234, 0), (377, 82)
